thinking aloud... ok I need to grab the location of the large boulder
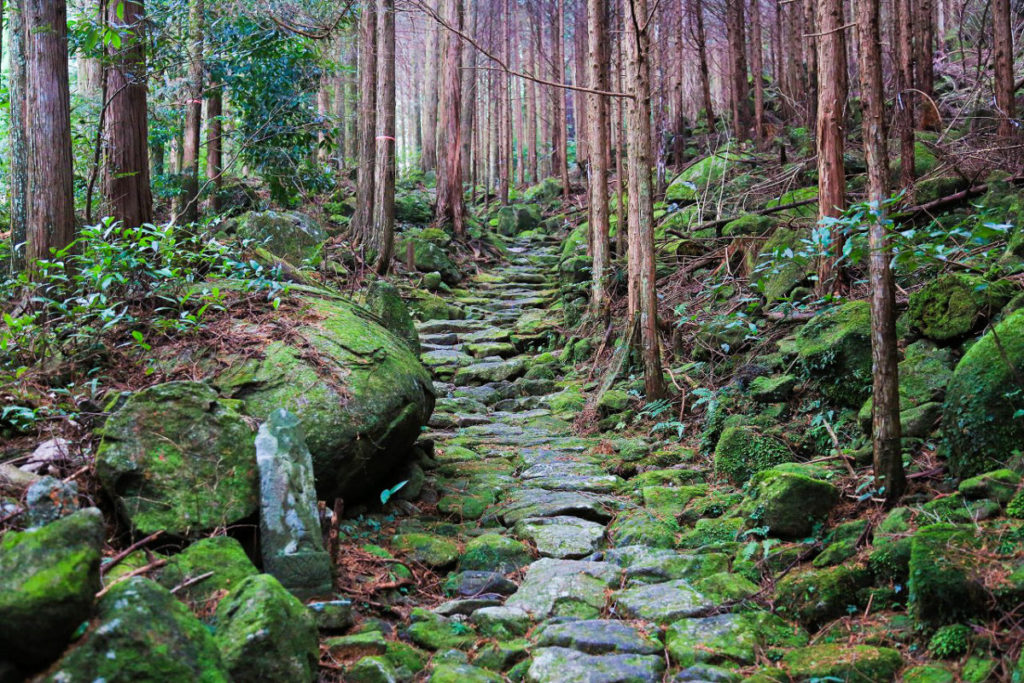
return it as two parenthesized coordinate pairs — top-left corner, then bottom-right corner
(157, 536), (259, 612)
(907, 273), (1015, 342)
(44, 577), (230, 682)
(943, 308), (1024, 478)
(0, 509), (104, 669)
(214, 574), (319, 682)
(796, 301), (873, 407)
(752, 227), (813, 304)
(209, 292), (435, 503)
(741, 465), (839, 539)
(713, 425), (791, 485)
(96, 381), (259, 538)
(234, 210), (326, 263)
(365, 280), (420, 354)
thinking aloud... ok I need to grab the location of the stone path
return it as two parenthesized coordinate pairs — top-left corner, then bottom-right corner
(385, 234), (795, 682)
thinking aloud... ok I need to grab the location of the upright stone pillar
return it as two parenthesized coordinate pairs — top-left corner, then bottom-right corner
(256, 409), (332, 599)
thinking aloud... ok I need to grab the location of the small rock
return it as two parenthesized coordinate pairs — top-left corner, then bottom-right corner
(471, 606), (533, 639)
(393, 533), (460, 569)
(459, 533), (532, 573)
(533, 619), (662, 655)
(308, 599), (355, 631)
(514, 516), (606, 559)
(256, 409), (332, 599)
(21, 437), (79, 474)
(446, 570), (518, 598)
(612, 579), (710, 625)
(740, 466), (839, 539)
(24, 475), (79, 528)
(433, 598), (503, 617)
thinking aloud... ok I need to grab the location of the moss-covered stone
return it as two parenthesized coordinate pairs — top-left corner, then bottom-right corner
(608, 510), (679, 549)
(813, 519), (869, 567)
(157, 536), (259, 612)
(235, 210), (325, 263)
(907, 274), (1015, 341)
(207, 293), (435, 503)
(741, 467), (839, 539)
(365, 280), (420, 354)
(958, 468), (1021, 504)
(679, 517), (744, 549)
(795, 301), (873, 407)
(392, 533), (460, 569)
(401, 238), (460, 284)
(903, 664), (956, 683)
(775, 564), (873, 629)
(748, 375), (797, 403)
(666, 611), (808, 667)
(548, 386), (587, 414)
(908, 524), (986, 628)
(766, 186), (818, 219)
(395, 191), (434, 223)
(753, 228), (813, 304)
(214, 574), (319, 682)
(723, 214), (777, 237)
(713, 425), (791, 485)
(458, 534), (532, 573)
(942, 308), (1024, 478)
(45, 577), (229, 682)
(96, 381), (259, 538)
(407, 609), (477, 651)
(781, 644), (902, 681)
(347, 655), (399, 683)
(0, 509), (104, 668)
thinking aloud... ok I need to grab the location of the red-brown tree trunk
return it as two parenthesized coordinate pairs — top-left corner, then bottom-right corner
(371, 0), (395, 272)
(105, 0), (153, 227)
(993, 0), (1016, 138)
(434, 0), (465, 236)
(178, 0), (204, 223)
(352, 2), (377, 241)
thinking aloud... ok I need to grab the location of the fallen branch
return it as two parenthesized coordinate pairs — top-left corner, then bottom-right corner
(96, 559), (168, 599)
(101, 530), (164, 576)
(901, 173), (1024, 219)
(663, 196), (819, 240)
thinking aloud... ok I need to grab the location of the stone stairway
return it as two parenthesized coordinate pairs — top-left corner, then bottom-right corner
(383, 234), (783, 683)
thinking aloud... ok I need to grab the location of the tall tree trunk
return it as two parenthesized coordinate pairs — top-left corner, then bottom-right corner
(689, 0), (714, 129)
(556, 0), (570, 197)
(895, 0), (916, 192)
(371, 0), (395, 272)
(352, 2), (377, 241)
(749, 0), (765, 143)
(526, 50), (539, 184)
(317, 82), (331, 165)
(916, 0), (938, 129)
(623, 0), (666, 400)
(8, 0), (30, 271)
(993, 0), (1015, 138)
(725, 0), (751, 137)
(104, 0), (153, 227)
(814, 0), (847, 294)
(858, 0), (905, 505)
(459, 0), (476, 183)
(177, 0), (204, 223)
(434, 0), (465, 235)
(25, 0), (75, 265)
(206, 87), (223, 210)
(420, 1), (439, 172)
(587, 0), (611, 317)
(344, 31), (358, 164)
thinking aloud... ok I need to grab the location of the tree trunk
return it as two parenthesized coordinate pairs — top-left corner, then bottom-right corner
(434, 0), (465, 235)
(24, 0), (75, 265)
(587, 0), (611, 317)
(459, 0), (476, 184)
(725, 0), (751, 137)
(858, 0), (905, 505)
(749, 0), (765, 143)
(916, 0), (938, 129)
(526, 49), (539, 184)
(814, 0), (847, 294)
(370, 0), (395, 272)
(8, 0), (30, 271)
(420, 1), (439, 172)
(177, 0), (204, 224)
(623, 0), (666, 400)
(556, 0), (570, 198)
(352, 2), (377, 241)
(206, 86), (223, 210)
(104, 0), (153, 227)
(802, 0), (817, 129)
(895, 0), (916, 191)
(689, 0), (714, 129)
(993, 0), (1015, 138)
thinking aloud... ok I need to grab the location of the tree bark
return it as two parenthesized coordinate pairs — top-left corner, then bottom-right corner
(749, 0), (765, 143)
(623, 0), (666, 400)
(8, 0), (29, 271)
(916, 0), (939, 129)
(104, 0), (153, 227)
(725, 0), (751, 137)
(420, 0), (439, 172)
(556, 0), (570, 198)
(177, 0), (204, 224)
(352, 2), (377, 241)
(587, 0), (611, 317)
(370, 0), (395, 272)
(206, 86), (223, 210)
(24, 0), (75, 265)
(814, 0), (847, 294)
(434, 0), (465, 235)
(857, 0), (905, 505)
(895, 0), (916, 191)
(993, 0), (1016, 138)
(689, 0), (714, 129)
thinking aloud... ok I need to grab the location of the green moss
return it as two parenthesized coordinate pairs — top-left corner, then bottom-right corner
(795, 301), (873, 407)
(765, 186), (818, 219)
(714, 425), (791, 485)
(907, 524), (984, 628)
(928, 624), (972, 659)
(365, 280), (420, 354)
(741, 467), (839, 539)
(781, 644), (902, 681)
(942, 308), (1024, 478)
(775, 564), (873, 629)
(608, 510), (680, 549)
(158, 536), (258, 613)
(748, 375), (797, 403)
(214, 574), (319, 682)
(753, 227), (813, 304)
(814, 519), (869, 567)
(392, 533), (460, 569)
(679, 517), (744, 549)
(903, 665), (956, 683)
(458, 534), (532, 573)
(235, 210), (326, 263)
(722, 214), (777, 237)
(407, 609), (477, 651)
(395, 192), (434, 223)
(548, 386), (586, 414)
(907, 274), (1015, 341)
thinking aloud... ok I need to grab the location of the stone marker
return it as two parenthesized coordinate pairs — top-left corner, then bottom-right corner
(256, 409), (332, 599)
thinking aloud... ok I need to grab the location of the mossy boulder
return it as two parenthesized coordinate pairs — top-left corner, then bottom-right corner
(214, 574), (319, 682)
(608, 510), (679, 549)
(0, 509), (104, 668)
(907, 274), (1015, 342)
(775, 564), (873, 629)
(752, 227), (813, 304)
(666, 611), (807, 667)
(404, 240), (461, 284)
(459, 534), (532, 573)
(958, 468), (1021, 504)
(234, 210), (325, 263)
(741, 466), (839, 539)
(795, 301), (873, 407)
(201, 292), (435, 503)
(44, 577), (229, 682)
(942, 308), (1024, 478)
(666, 153), (743, 202)
(766, 186), (818, 219)
(392, 533), (460, 569)
(497, 205), (543, 236)
(157, 536), (259, 612)
(714, 426), (791, 485)
(722, 214), (777, 237)
(523, 177), (562, 203)
(907, 524), (993, 628)
(365, 280), (420, 354)
(781, 644), (902, 681)
(748, 374), (798, 403)
(858, 340), (955, 434)
(395, 191), (434, 224)
(96, 381), (259, 537)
